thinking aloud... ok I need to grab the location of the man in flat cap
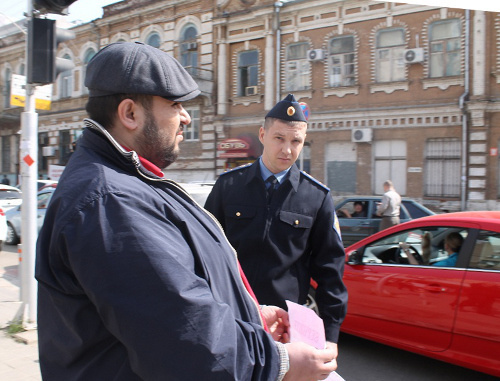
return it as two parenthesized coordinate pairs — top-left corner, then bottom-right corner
(205, 94), (348, 367)
(36, 43), (338, 381)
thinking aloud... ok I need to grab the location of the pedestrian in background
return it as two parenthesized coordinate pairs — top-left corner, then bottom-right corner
(36, 42), (337, 381)
(205, 94), (348, 366)
(376, 180), (402, 231)
(1, 175), (10, 185)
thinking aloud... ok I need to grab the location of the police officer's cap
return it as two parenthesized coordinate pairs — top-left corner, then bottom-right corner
(85, 42), (200, 102)
(265, 94), (307, 122)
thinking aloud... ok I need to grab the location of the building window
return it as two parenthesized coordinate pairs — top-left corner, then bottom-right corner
(329, 36), (355, 87)
(59, 130), (72, 166)
(237, 50), (258, 97)
(429, 19), (461, 78)
(59, 54), (73, 99)
(146, 32), (161, 48)
(285, 42), (309, 91)
(180, 25), (198, 77)
(4, 68), (11, 108)
(39, 132), (49, 172)
(374, 140), (407, 195)
(82, 48), (96, 94)
(376, 28), (405, 82)
(184, 107), (200, 141)
(424, 138), (460, 197)
(2, 136), (11, 173)
(298, 143), (310, 173)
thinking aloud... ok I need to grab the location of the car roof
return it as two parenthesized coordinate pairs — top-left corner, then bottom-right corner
(0, 184), (21, 192)
(349, 211), (500, 249)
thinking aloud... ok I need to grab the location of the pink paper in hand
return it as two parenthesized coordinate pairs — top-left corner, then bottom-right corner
(285, 300), (346, 381)
(285, 300), (326, 349)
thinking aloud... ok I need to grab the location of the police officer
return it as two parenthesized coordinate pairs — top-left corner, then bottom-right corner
(205, 94), (348, 359)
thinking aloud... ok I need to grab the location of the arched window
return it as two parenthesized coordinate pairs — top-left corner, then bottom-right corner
(59, 54), (73, 99)
(429, 19), (461, 78)
(285, 42), (309, 91)
(180, 25), (198, 76)
(375, 28), (405, 82)
(83, 48), (96, 94)
(329, 36), (355, 87)
(146, 32), (161, 48)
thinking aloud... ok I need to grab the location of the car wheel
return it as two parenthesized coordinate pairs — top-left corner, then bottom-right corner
(306, 286), (319, 315)
(6, 222), (19, 245)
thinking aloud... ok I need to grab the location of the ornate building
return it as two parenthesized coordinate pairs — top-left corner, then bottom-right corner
(1, 0), (499, 211)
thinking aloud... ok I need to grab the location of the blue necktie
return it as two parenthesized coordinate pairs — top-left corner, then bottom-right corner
(266, 175), (278, 201)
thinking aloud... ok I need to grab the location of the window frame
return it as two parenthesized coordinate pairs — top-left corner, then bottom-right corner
(328, 35), (355, 87)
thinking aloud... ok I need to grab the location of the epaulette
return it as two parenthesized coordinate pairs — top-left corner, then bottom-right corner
(219, 163), (252, 176)
(300, 170), (330, 191)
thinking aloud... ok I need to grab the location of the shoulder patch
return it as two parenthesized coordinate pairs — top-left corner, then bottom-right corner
(219, 163), (252, 176)
(300, 171), (330, 192)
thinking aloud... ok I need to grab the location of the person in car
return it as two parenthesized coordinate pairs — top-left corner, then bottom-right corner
(341, 201), (366, 218)
(433, 232), (464, 267)
(205, 94), (348, 366)
(35, 42), (337, 381)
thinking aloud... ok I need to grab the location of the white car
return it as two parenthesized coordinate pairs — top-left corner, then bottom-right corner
(0, 184), (23, 212)
(0, 208), (7, 251)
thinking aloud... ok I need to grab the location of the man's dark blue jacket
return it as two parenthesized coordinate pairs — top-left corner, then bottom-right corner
(35, 120), (280, 380)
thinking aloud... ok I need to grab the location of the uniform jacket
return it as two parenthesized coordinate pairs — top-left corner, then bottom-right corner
(204, 161), (348, 342)
(35, 120), (279, 381)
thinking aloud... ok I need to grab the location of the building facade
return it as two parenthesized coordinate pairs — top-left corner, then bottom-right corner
(0, 0), (499, 211)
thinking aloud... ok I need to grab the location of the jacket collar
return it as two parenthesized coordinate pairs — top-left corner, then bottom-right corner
(82, 118), (163, 181)
(245, 160), (300, 192)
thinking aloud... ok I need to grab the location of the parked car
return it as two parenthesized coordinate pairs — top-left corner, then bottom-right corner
(335, 196), (436, 246)
(5, 186), (56, 245)
(0, 184), (22, 212)
(178, 182), (214, 206)
(0, 207), (7, 251)
(339, 211), (500, 377)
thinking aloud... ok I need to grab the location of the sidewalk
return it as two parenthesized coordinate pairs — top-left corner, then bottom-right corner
(0, 246), (41, 380)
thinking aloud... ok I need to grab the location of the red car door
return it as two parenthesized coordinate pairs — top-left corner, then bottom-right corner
(343, 263), (465, 352)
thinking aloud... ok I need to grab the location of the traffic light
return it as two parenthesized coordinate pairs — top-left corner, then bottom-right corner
(27, 17), (75, 84)
(33, 0), (79, 15)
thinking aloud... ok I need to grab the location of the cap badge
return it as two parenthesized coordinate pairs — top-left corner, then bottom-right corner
(287, 106), (295, 116)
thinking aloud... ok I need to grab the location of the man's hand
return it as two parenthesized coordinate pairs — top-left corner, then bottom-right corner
(261, 305), (290, 343)
(284, 341), (337, 381)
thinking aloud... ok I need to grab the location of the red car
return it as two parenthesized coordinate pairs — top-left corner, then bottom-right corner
(340, 211), (500, 377)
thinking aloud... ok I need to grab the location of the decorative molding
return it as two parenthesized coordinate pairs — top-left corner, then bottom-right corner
(369, 81), (409, 94)
(422, 76), (464, 90)
(322, 86), (359, 98)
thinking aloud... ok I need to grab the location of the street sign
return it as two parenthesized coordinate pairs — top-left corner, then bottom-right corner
(11, 74), (53, 110)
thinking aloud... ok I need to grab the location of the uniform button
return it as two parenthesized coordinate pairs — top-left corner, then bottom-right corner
(295, 220), (299, 225)
(236, 212), (241, 217)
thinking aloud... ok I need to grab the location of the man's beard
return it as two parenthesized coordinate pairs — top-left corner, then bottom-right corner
(138, 109), (179, 169)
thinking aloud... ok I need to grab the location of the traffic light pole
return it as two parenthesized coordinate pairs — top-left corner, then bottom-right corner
(17, 0), (39, 327)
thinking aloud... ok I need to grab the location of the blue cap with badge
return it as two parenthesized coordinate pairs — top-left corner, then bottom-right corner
(85, 42), (200, 102)
(265, 93), (307, 122)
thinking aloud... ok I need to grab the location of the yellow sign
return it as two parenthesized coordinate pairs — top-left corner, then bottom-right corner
(10, 74), (53, 111)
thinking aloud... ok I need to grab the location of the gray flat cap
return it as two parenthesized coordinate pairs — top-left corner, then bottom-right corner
(85, 42), (200, 102)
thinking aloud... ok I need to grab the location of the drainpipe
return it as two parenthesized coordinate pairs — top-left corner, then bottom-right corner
(274, 1), (282, 103)
(459, 10), (470, 211)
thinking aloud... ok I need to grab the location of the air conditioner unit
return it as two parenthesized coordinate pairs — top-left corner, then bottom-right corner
(352, 128), (372, 143)
(245, 86), (258, 96)
(403, 48), (424, 64)
(187, 42), (198, 51)
(42, 146), (56, 156)
(307, 49), (324, 61)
